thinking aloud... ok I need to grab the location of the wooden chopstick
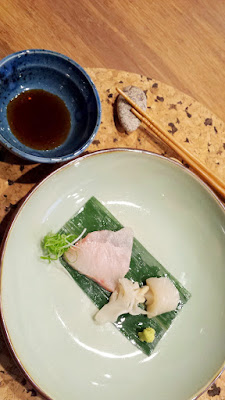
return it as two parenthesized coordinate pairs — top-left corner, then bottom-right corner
(116, 87), (225, 200)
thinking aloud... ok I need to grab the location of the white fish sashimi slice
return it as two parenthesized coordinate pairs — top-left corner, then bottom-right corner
(145, 277), (180, 318)
(64, 228), (134, 292)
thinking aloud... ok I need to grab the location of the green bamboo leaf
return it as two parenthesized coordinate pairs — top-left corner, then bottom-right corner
(59, 197), (191, 356)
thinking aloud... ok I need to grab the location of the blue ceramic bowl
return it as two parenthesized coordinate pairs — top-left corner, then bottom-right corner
(0, 49), (101, 163)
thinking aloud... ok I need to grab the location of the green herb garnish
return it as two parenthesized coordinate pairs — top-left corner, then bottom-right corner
(41, 232), (77, 262)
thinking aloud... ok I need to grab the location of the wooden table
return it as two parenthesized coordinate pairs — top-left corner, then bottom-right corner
(1, 0), (225, 122)
(0, 1), (225, 399)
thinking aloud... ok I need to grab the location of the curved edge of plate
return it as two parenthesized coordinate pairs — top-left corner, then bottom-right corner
(0, 147), (224, 400)
(193, 366), (225, 400)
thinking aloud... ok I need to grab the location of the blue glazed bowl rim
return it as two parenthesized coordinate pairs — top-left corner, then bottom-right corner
(0, 49), (102, 163)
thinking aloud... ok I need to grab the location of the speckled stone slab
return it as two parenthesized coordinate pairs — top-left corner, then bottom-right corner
(0, 68), (224, 400)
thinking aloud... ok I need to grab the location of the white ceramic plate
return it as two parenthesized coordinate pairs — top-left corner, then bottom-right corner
(1, 149), (225, 400)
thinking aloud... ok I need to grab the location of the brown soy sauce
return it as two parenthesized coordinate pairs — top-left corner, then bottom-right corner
(7, 89), (71, 150)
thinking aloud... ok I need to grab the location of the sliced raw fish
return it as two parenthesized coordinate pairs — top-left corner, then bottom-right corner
(64, 228), (133, 292)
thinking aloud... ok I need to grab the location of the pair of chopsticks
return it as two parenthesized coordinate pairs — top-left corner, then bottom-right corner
(116, 87), (225, 200)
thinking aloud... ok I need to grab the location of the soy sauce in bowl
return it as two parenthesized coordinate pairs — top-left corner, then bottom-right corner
(0, 49), (101, 163)
(7, 89), (71, 150)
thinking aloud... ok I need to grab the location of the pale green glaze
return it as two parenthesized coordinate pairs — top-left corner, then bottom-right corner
(1, 150), (225, 400)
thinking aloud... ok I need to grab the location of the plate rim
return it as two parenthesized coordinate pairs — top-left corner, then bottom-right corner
(0, 147), (224, 400)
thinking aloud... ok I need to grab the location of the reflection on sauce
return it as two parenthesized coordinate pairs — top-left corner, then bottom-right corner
(7, 89), (71, 150)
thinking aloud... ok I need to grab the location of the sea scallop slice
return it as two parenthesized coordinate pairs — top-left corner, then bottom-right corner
(145, 277), (180, 318)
